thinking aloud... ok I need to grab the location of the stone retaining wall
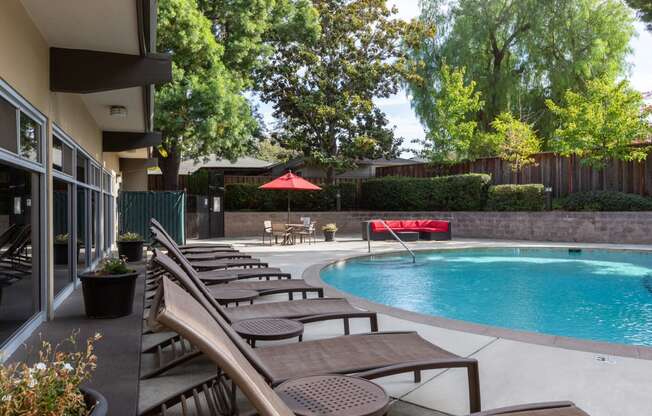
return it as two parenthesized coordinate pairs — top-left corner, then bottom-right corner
(224, 211), (652, 244)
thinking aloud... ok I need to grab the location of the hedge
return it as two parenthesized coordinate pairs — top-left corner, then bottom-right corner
(555, 191), (652, 211)
(360, 174), (491, 211)
(486, 184), (545, 211)
(225, 182), (356, 211)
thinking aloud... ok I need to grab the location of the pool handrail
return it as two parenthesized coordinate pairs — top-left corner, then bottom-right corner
(367, 219), (416, 263)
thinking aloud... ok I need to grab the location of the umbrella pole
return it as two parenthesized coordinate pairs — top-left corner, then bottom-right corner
(287, 191), (291, 223)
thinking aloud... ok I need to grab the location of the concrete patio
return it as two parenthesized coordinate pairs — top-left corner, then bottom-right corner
(171, 235), (652, 416)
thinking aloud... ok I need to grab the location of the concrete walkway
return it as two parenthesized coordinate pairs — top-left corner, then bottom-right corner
(191, 235), (652, 416)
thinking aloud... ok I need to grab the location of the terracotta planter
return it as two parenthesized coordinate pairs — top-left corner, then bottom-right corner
(117, 240), (144, 262)
(80, 387), (108, 416)
(79, 271), (138, 318)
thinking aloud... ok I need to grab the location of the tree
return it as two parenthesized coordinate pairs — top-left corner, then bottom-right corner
(490, 112), (541, 171)
(413, 64), (486, 162)
(625, 0), (652, 31)
(254, 138), (299, 162)
(255, 0), (429, 183)
(410, 0), (635, 148)
(546, 77), (652, 169)
(155, 0), (258, 190)
(196, 0), (320, 83)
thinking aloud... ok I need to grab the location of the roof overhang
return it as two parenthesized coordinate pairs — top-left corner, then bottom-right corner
(21, 0), (170, 150)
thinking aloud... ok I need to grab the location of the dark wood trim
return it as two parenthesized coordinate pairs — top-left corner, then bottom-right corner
(138, 0), (161, 132)
(103, 131), (162, 152)
(50, 48), (171, 94)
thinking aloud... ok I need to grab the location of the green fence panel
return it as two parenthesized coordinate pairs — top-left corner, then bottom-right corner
(118, 191), (185, 244)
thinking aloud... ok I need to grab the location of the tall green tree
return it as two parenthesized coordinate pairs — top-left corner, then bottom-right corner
(255, 0), (430, 183)
(155, 0), (258, 190)
(413, 64), (486, 162)
(625, 0), (652, 31)
(546, 77), (652, 169)
(410, 0), (635, 153)
(490, 112), (541, 171)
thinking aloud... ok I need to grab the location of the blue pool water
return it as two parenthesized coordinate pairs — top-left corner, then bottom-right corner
(321, 248), (652, 346)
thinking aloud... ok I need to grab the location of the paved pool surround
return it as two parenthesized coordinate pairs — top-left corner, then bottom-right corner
(225, 211), (652, 244)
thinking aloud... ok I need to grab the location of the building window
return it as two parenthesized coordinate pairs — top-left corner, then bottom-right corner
(0, 162), (41, 347)
(0, 96), (18, 154)
(77, 187), (87, 268)
(53, 179), (71, 296)
(19, 112), (41, 163)
(52, 136), (73, 175)
(77, 154), (87, 183)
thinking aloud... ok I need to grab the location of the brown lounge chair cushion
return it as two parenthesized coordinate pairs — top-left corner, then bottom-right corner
(223, 298), (361, 322)
(212, 279), (319, 293)
(196, 267), (290, 283)
(254, 331), (461, 382)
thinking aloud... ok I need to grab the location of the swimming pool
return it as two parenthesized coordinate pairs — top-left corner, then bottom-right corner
(320, 248), (652, 347)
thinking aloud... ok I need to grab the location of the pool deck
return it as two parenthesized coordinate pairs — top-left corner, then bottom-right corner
(199, 235), (652, 416)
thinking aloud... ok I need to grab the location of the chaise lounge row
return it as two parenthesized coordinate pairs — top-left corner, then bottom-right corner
(140, 219), (589, 416)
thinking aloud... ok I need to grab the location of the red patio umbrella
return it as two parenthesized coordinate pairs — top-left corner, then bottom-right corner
(259, 172), (322, 222)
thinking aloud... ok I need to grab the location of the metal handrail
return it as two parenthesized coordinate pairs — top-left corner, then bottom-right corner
(367, 219), (416, 263)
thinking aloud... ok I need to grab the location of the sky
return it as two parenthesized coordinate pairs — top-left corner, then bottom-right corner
(255, 0), (652, 157)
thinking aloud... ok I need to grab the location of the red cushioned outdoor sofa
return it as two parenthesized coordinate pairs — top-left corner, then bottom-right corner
(364, 219), (451, 241)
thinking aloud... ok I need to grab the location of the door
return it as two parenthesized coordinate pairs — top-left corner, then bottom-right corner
(208, 171), (224, 238)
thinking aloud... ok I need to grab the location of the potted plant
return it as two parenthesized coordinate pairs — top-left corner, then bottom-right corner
(116, 232), (144, 262)
(322, 223), (338, 242)
(0, 332), (107, 415)
(79, 256), (138, 319)
(53, 233), (69, 265)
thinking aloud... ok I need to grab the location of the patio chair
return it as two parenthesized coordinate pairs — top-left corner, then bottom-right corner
(295, 219), (317, 244)
(262, 220), (273, 245)
(271, 222), (291, 245)
(141, 276), (482, 415)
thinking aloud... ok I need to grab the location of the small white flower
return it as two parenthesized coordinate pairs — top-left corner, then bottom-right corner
(62, 363), (74, 372)
(34, 362), (46, 371)
(2, 394), (12, 402)
(27, 378), (37, 388)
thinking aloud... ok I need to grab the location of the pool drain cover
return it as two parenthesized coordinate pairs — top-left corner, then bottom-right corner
(594, 355), (614, 364)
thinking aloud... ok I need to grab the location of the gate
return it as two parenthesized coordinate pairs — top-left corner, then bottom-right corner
(118, 191), (185, 244)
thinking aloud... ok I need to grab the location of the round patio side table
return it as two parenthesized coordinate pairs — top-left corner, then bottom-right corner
(274, 375), (390, 416)
(210, 288), (259, 306)
(232, 318), (304, 347)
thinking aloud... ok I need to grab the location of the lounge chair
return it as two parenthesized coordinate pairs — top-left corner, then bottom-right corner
(151, 218), (233, 252)
(182, 251), (254, 261)
(150, 229), (321, 299)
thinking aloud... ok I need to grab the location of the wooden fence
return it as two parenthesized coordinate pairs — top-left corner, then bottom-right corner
(376, 152), (652, 198)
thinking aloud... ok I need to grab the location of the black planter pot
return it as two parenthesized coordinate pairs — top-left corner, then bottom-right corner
(80, 387), (108, 416)
(53, 242), (68, 265)
(323, 231), (336, 242)
(79, 271), (138, 319)
(117, 240), (144, 262)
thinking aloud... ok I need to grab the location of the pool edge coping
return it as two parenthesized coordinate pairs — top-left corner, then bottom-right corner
(301, 245), (652, 361)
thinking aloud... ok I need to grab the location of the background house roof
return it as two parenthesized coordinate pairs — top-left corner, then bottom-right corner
(148, 156), (274, 175)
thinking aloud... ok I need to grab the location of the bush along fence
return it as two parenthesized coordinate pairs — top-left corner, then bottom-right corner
(376, 152), (652, 198)
(225, 182), (357, 211)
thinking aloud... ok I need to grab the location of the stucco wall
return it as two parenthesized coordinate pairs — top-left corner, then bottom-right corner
(0, 0), (110, 167)
(225, 211), (652, 244)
